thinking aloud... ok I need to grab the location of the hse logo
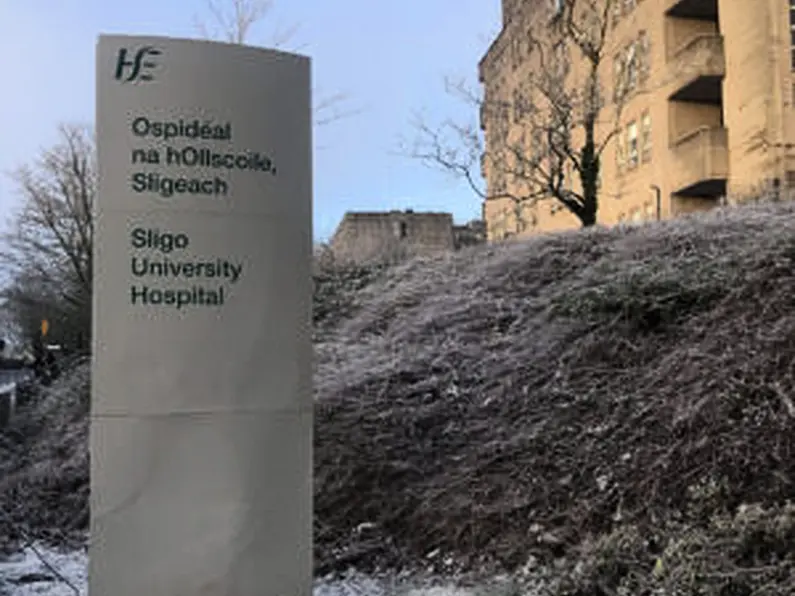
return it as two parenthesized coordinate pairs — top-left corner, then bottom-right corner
(114, 46), (162, 82)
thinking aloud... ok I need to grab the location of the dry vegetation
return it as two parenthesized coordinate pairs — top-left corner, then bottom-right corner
(0, 356), (89, 555)
(4, 201), (795, 594)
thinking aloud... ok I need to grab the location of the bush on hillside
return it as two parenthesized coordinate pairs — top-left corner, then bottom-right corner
(0, 358), (89, 552)
(312, 259), (389, 338)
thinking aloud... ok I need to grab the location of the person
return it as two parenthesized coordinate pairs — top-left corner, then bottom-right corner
(32, 336), (46, 377)
(44, 347), (58, 380)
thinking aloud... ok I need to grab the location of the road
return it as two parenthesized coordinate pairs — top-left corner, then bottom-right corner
(0, 368), (34, 388)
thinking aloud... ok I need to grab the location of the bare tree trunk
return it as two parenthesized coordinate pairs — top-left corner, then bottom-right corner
(579, 126), (599, 227)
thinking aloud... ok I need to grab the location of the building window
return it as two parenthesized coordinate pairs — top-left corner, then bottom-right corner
(641, 111), (652, 162)
(513, 87), (521, 122)
(494, 210), (508, 240)
(613, 54), (625, 102)
(616, 130), (626, 173)
(627, 120), (638, 168)
(625, 43), (638, 94)
(791, 0), (795, 69)
(531, 127), (544, 152)
(552, 40), (568, 77)
(394, 220), (408, 239)
(638, 31), (650, 83)
(612, 0), (622, 27)
(615, 41), (642, 101)
(493, 170), (507, 196)
(511, 38), (521, 70)
(516, 81), (533, 120)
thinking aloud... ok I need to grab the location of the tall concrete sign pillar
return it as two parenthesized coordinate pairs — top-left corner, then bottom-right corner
(93, 35), (312, 595)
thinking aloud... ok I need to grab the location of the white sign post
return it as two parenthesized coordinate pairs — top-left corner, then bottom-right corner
(93, 35), (312, 595)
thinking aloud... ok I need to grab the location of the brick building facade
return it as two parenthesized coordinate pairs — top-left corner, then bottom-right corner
(480, 0), (795, 240)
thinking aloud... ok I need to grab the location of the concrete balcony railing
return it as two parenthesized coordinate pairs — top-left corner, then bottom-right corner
(669, 126), (729, 197)
(668, 34), (725, 104)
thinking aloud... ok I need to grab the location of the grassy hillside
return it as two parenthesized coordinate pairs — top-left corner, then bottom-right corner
(0, 357), (88, 554)
(313, 201), (795, 592)
(4, 201), (795, 594)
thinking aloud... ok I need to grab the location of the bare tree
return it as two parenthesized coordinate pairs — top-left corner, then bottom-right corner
(0, 303), (23, 349)
(1, 124), (94, 351)
(195, 0), (300, 48)
(408, 0), (633, 231)
(195, 0), (361, 128)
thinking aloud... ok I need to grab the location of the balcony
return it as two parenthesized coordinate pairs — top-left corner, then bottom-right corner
(664, 0), (718, 20)
(668, 34), (725, 104)
(669, 126), (728, 197)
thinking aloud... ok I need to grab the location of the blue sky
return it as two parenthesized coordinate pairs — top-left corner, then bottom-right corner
(0, 0), (500, 241)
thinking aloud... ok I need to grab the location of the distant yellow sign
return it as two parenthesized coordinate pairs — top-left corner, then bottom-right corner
(41, 319), (49, 337)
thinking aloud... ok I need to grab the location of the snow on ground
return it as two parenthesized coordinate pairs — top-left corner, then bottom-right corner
(0, 547), (86, 596)
(0, 546), (531, 595)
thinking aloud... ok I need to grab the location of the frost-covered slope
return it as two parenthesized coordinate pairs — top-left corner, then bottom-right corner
(4, 202), (795, 594)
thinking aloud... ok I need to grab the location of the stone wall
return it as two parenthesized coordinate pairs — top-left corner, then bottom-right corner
(329, 210), (457, 264)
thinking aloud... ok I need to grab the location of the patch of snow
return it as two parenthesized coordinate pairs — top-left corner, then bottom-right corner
(0, 546), (86, 595)
(0, 547), (537, 595)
